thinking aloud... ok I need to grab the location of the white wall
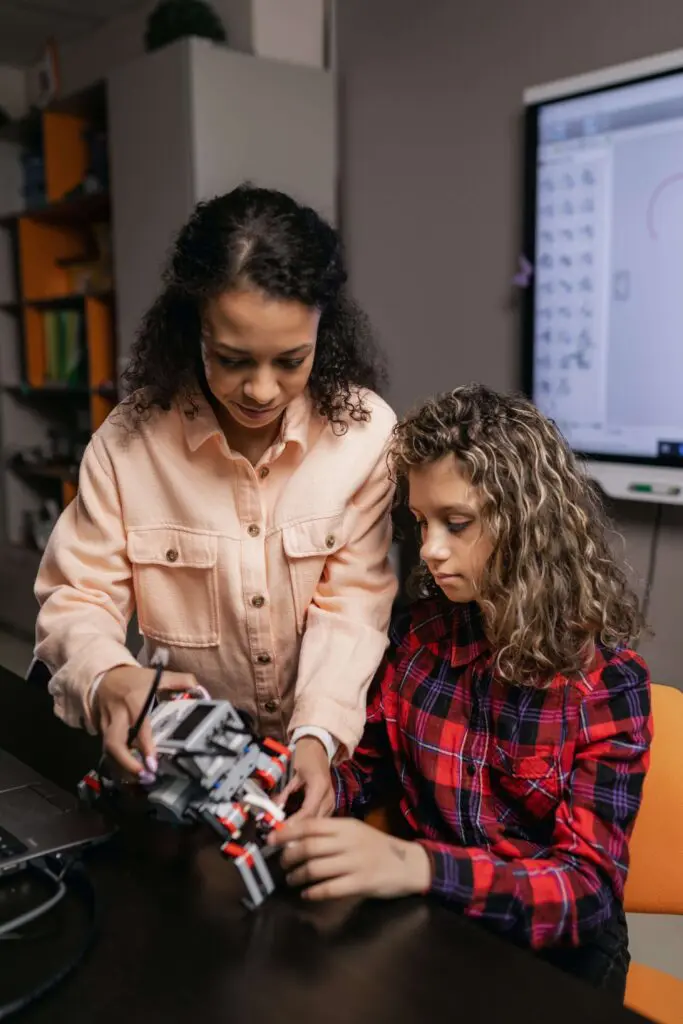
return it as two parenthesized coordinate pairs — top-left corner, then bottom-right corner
(0, 65), (27, 119)
(107, 40), (195, 372)
(189, 39), (336, 220)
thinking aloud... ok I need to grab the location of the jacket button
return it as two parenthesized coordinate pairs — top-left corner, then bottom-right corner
(165, 548), (178, 562)
(259, 466), (270, 479)
(251, 595), (265, 608)
(263, 698), (280, 713)
(325, 534), (335, 549)
(247, 524), (261, 537)
(256, 652), (272, 665)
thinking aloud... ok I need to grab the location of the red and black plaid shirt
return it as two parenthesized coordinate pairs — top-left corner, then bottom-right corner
(333, 599), (652, 950)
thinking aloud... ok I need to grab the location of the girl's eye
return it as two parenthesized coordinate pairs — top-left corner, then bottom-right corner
(448, 521), (469, 535)
(277, 358), (305, 370)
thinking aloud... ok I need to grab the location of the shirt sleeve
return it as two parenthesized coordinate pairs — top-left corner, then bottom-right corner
(332, 614), (410, 814)
(33, 434), (139, 732)
(417, 652), (652, 950)
(288, 442), (398, 758)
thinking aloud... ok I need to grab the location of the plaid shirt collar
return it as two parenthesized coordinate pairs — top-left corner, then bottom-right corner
(411, 598), (490, 669)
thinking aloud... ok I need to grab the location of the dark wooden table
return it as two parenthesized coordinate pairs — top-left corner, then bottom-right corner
(0, 666), (648, 1024)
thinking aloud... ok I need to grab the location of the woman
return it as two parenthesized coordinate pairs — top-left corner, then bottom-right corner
(33, 183), (397, 818)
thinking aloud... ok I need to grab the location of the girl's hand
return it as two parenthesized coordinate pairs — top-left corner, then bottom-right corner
(268, 817), (432, 901)
(95, 665), (199, 777)
(279, 737), (336, 820)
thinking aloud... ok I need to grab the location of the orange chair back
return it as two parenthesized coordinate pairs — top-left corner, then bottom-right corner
(624, 683), (683, 915)
(365, 807), (392, 834)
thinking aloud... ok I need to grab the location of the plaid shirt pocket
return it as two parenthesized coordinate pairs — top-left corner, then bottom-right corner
(491, 744), (562, 822)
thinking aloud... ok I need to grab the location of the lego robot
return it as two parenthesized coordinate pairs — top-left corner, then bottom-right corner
(80, 695), (293, 910)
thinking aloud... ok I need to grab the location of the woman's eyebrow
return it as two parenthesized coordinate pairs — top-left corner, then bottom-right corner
(211, 342), (314, 357)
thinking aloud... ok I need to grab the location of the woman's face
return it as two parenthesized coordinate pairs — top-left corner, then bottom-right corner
(201, 286), (320, 431)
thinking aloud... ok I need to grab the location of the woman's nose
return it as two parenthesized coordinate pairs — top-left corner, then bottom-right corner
(244, 372), (278, 406)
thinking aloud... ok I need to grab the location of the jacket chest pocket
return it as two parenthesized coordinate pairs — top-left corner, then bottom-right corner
(127, 528), (220, 648)
(490, 744), (562, 823)
(281, 513), (348, 633)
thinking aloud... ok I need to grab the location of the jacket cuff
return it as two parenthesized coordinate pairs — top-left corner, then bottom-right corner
(289, 697), (363, 762)
(47, 642), (139, 733)
(290, 726), (339, 762)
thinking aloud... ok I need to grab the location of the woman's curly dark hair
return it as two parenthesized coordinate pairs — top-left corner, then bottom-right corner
(122, 183), (386, 430)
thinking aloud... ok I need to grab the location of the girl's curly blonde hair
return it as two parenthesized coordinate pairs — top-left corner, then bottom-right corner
(391, 384), (644, 686)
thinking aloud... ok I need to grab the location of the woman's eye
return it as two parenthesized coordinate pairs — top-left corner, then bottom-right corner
(278, 358), (305, 370)
(217, 356), (247, 369)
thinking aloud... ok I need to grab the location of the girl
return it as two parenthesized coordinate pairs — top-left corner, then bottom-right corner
(272, 384), (652, 994)
(32, 184), (397, 818)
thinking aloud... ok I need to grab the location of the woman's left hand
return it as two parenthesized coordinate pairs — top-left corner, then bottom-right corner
(280, 737), (336, 820)
(268, 817), (432, 901)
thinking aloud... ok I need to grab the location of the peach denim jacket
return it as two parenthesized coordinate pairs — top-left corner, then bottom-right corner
(33, 389), (398, 756)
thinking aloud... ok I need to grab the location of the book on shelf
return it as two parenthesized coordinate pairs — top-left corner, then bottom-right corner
(43, 308), (87, 386)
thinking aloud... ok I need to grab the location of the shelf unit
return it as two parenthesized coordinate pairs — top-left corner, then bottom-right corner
(0, 80), (116, 631)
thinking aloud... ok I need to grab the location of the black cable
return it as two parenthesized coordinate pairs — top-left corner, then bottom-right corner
(94, 657), (167, 794)
(638, 502), (663, 637)
(127, 660), (165, 747)
(0, 859), (97, 1020)
(0, 862), (67, 940)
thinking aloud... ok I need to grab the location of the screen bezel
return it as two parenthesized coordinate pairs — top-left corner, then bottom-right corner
(521, 62), (683, 469)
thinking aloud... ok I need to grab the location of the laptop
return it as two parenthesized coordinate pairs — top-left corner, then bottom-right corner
(0, 748), (113, 875)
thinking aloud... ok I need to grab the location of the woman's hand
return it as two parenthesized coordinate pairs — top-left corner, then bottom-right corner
(279, 737), (336, 820)
(268, 817), (432, 901)
(95, 665), (199, 777)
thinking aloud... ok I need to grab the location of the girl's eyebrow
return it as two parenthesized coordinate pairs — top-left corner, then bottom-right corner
(440, 504), (476, 516)
(408, 503), (476, 517)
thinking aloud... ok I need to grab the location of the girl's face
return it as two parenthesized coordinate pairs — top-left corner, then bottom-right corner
(201, 286), (320, 432)
(408, 456), (493, 604)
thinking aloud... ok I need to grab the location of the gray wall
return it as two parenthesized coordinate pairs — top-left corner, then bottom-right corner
(337, 0), (683, 687)
(26, 1), (253, 103)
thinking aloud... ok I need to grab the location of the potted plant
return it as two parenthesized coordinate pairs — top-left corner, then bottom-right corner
(145, 0), (227, 53)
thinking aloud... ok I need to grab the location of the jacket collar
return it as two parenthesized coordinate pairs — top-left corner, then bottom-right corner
(181, 390), (313, 455)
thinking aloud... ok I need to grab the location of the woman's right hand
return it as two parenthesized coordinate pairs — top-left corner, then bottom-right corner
(94, 665), (199, 777)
